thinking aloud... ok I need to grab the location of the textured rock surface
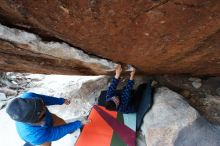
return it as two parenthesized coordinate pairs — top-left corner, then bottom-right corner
(0, 24), (117, 75)
(154, 75), (220, 124)
(0, 92), (6, 100)
(141, 87), (220, 146)
(0, 0), (219, 75)
(26, 75), (110, 120)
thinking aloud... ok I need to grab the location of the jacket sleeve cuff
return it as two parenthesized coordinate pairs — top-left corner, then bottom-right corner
(58, 98), (65, 105)
(128, 79), (135, 84)
(75, 120), (83, 128)
(113, 77), (120, 82)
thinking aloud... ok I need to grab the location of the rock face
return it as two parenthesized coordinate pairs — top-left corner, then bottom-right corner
(0, 24), (117, 75)
(0, 0), (220, 75)
(154, 75), (220, 124)
(141, 87), (220, 146)
(27, 75), (110, 120)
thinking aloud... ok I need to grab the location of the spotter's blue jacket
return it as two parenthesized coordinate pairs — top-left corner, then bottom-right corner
(15, 92), (82, 145)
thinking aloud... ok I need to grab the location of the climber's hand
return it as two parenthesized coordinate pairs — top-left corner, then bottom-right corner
(130, 68), (136, 80)
(81, 119), (91, 125)
(115, 64), (122, 79)
(64, 99), (71, 105)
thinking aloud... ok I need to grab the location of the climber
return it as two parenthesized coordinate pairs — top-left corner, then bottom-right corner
(6, 92), (90, 146)
(104, 64), (137, 113)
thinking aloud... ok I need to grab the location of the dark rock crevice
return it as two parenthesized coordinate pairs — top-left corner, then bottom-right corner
(144, 0), (170, 13)
(172, 1), (208, 9)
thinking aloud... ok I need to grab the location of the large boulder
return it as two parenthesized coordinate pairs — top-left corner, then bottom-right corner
(0, 0), (220, 75)
(27, 75), (110, 120)
(141, 87), (220, 146)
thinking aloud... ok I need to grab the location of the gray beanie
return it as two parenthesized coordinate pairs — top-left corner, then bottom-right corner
(6, 98), (44, 123)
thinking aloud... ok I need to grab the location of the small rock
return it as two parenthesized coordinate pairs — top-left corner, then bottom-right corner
(151, 80), (158, 87)
(189, 77), (202, 82)
(12, 81), (18, 85)
(216, 88), (220, 96)
(0, 101), (6, 109)
(0, 87), (17, 96)
(10, 75), (17, 79)
(26, 79), (31, 83)
(5, 72), (10, 76)
(180, 90), (190, 98)
(0, 93), (7, 100)
(182, 83), (191, 89)
(192, 81), (202, 89)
